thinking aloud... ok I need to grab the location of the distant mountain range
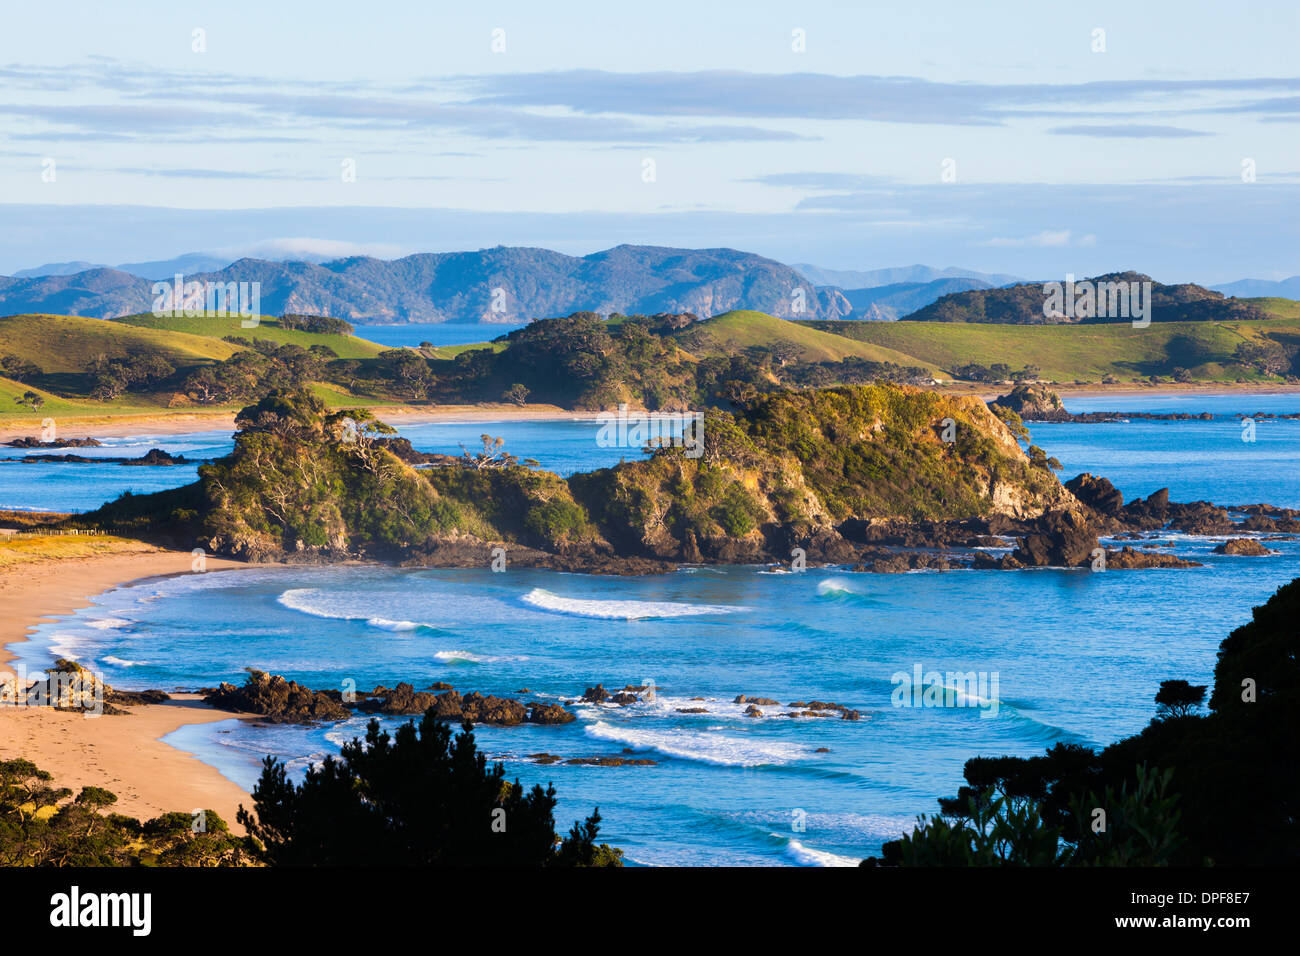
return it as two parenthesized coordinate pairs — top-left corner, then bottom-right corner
(1211, 276), (1300, 299)
(0, 246), (854, 323)
(839, 278), (995, 321)
(793, 263), (1024, 289)
(3, 246), (1292, 325)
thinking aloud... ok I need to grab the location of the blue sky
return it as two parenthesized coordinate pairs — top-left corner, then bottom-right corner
(1, 0), (1297, 281)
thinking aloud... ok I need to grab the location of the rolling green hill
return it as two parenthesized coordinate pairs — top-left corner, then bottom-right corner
(674, 310), (945, 374)
(111, 313), (386, 360)
(801, 317), (1300, 382)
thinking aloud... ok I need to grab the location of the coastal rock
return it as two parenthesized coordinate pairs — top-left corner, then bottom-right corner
(203, 668), (351, 723)
(1104, 547), (1203, 570)
(1213, 538), (1278, 556)
(11, 658), (168, 715)
(563, 756), (657, 766)
(743, 704), (764, 717)
(4, 436), (102, 448)
(990, 384), (1069, 422)
(581, 684), (611, 703)
(735, 695), (779, 705)
(527, 702), (578, 724)
(1123, 488), (1171, 528)
(1065, 473), (1124, 517)
(1013, 510), (1098, 567)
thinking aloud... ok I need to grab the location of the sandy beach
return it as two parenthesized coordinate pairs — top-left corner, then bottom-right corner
(0, 402), (602, 443)
(0, 547), (257, 829)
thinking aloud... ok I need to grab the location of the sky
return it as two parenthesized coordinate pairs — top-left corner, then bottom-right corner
(1, 0), (1297, 282)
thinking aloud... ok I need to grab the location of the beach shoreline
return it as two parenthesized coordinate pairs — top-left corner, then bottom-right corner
(0, 548), (258, 830)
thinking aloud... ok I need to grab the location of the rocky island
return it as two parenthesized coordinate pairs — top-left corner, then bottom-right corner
(73, 383), (1292, 574)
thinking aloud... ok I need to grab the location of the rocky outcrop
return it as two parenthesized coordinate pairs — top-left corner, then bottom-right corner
(1065, 473), (1124, 517)
(4, 436), (102, 448)
(202, 669), (350, 723)
(360, 684), (575, 725)
(1213, 538), (1278, 556)
(990, 384), (1069, 421)
(7, 658), (170, 715)
(1012, 510), (1098, 567)
(1104, 547), (1203, 569)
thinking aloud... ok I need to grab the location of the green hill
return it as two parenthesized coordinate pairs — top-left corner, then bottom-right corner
(674, 310), (945, 374)
(112, 313), (385, 360)
(801, 317), (1300, 383)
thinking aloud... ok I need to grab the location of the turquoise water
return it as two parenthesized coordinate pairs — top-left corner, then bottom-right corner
(5, 391), (1298, 866)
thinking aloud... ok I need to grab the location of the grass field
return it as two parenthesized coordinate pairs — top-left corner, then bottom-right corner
(798, 317), (1300, 382)
(677, 310), (947, 374)
(112, 313), (386, 360)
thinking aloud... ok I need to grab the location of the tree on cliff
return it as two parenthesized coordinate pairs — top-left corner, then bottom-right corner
(238, 711), (623, 866)
(863, 577), (1300, 866)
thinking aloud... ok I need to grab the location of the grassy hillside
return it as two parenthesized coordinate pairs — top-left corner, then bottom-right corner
(112, 313), (386, 360)
(1246, 297), (1300, 320)
(801, 317), (1300, 382)
(0, 313), (239, 374)
(675, 310), (945, 373)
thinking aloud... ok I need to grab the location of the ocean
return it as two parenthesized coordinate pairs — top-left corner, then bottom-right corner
(4, 391), (1298, 865)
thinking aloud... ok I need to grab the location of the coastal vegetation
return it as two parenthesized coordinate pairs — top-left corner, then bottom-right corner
(0, 758), (254, 866)
(240, 713), (622, 866)
(864, 577), (1300, 866)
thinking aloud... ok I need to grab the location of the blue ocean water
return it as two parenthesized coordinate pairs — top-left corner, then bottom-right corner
(5, 391), (1298, 866)
(352, 323), (522, 348)
(0, 418), (649, 512)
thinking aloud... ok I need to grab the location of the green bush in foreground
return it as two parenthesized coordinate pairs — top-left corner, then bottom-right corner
(0, 758), (253, 866)
(239, 711), (623, 867)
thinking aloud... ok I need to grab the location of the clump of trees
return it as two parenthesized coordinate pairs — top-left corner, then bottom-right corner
(0, 353), (42, 383)
(239, 712), (622, 866)
(1233, 341), (1294, 377)
(0, 758), (253, 866)
(279, 313), (355, 335)
(953, 362), (1041, 383)
(181, 341), (335, 405)
(88, 353), (176, 401)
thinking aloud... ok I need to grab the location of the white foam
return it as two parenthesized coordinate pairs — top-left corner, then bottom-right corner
(365, 618), (421, 632)
(102, 656), (146, 667)
(780, 838), (863, 867)
(433, 649), (524, 664)
(278, 588), (430, 632)
(522, 588), (744, 620)
(815, 578), (860, 597)
(584, 721), (806, 767)
(86, 617), (131, 630)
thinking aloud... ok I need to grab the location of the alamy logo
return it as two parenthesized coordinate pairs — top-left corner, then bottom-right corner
(151, 273), (262, 327)
(596, 403), (704, 459)
(890, 663), (1000, 718)
(1043, 274), (1152, 328)
(49, 886), (151, 936)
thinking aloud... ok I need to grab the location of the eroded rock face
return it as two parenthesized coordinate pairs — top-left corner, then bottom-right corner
(1213, 538), (1278, 556)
